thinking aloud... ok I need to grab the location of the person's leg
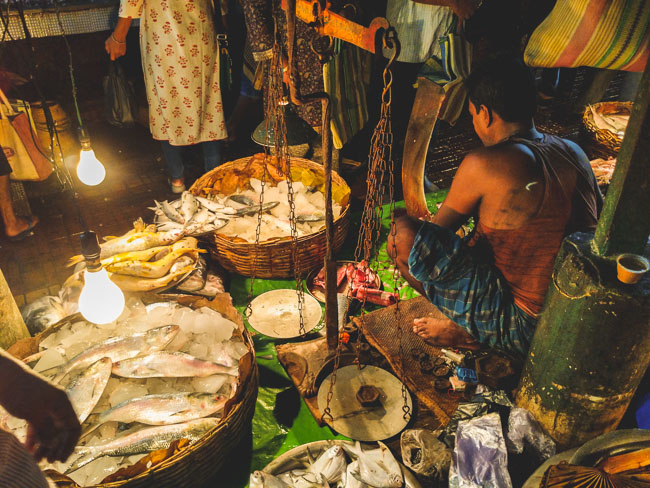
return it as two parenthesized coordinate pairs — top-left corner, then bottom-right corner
(388, 215), (479, 348)
(160, 141), (185, 192)
(201, 140), (223, 173)
(0, 174), (38, 238)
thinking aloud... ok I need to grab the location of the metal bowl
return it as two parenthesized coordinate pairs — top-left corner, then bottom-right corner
(247, 289), (323, 338)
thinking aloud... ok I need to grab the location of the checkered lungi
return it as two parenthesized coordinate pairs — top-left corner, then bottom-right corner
(408, 221), (536, 356)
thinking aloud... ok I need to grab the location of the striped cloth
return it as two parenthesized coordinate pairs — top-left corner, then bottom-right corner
(408, 222), (536, 356)
(524, 0), (650, 72)
(0, 429), (52, 488)
(323, 40), (371, 149)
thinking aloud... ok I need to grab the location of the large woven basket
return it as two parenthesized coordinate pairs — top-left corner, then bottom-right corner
(9, 294), (258, 488)
(582, 101), (632, 155)
(189, 154), (351, 279)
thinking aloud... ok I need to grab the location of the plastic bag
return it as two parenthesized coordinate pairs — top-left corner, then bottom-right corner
(449, 413), (513, 488)
(103, 60), (136, 127)
(400, 429), (451, 478)
(505, 407), (556, 461)
(21, 295), (65, 335)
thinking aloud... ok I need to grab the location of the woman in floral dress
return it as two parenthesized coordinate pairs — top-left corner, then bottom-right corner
(106, 0), (227, 193)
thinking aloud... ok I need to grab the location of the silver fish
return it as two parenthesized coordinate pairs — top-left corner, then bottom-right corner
(67, 418), (220, 473)
(54, 325), (180, 382)
(188, 206), (211, 226)
(279, 470), (329, 488)
(180, 191), (199, 223)
(235, 201), (280, 216)
(347, 441), (402, 488)
(228, 194), (256, 206)
(195, 195), (233, 213)
(66, 357), (112, 423)
(98, 392), (227, 426)
(249, 471), (291, 488)
(112, 351), (238, 378)
(158, 200), (184, 224)
(296, 213), (325, 223)
(308, 445), (346, 483)
(344, 462), (369, 488)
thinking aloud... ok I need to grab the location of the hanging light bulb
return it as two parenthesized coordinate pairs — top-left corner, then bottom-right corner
(77, 130), (106, 186)
(78, 231), (125, 324)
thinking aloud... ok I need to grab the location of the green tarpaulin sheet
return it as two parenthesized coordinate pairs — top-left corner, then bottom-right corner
(219, 191), (449, 486)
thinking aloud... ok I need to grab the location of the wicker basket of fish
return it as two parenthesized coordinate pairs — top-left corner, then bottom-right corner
(582, 102), (632, 155)
(187, 153), (351, 279)
(252, 439), (422, 488)
(5, 293), (257, 487)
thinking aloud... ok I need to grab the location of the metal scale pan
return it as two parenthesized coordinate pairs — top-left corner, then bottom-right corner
(247, 289), (323, 338)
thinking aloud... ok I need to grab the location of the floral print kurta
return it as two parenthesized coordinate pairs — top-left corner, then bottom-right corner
(119, 0), (227, 145)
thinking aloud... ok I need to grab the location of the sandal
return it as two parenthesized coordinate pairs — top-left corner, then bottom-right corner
(170, 178), (185, 194)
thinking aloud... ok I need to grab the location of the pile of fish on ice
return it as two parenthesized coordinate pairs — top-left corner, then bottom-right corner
(65, 219), (225, 297)
(151, 179), (344, 242)
(1, 298), (248, 487)
(251, 442), (409, 488)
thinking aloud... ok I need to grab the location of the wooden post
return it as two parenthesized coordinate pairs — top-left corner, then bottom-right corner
(516, 61), (650, 449)
(593, 64), (650, 256)
(0, 269), (30, 349)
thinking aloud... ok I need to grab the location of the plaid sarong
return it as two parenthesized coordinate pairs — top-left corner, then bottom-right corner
(408, 222), (536, 356)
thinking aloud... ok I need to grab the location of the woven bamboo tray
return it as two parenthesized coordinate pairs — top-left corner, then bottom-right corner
(8, 293), (258, 488)
(189, 154), (351, 279)
(582, 101), (632, 155)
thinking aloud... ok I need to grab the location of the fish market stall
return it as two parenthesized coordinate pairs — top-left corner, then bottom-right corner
(7, 294), (257, 487)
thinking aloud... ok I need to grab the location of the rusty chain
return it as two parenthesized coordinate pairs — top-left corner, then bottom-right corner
(321, 27), (409, 424)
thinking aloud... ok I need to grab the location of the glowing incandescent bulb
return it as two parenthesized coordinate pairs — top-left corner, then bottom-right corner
(76, 132), (106, 186)
(78, 231), (124, 324)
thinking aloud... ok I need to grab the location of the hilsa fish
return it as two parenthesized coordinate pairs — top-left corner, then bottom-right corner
(98, 392), (227, 426)
(67, 418), (221, 473)
(66, 357), (112, 423)
(53, 325), (179, 382)
(112, 351), (238, 378)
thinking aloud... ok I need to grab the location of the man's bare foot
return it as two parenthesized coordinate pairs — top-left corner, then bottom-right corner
(6, 215), (39, 240)
(412, 316), (480, 350)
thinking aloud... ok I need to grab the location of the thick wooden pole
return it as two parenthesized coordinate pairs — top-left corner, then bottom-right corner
(593, 63), (650, 256)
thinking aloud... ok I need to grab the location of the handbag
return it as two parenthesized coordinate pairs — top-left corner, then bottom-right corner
(525, 0), (649, 72)
(0, 88), (53, 181)
(103, 60), (137, 127)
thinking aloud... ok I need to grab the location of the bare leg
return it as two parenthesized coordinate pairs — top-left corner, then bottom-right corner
(413, 315), (480, 350)
(0, 175), (38, 238)
(387, 214), (427, 296)
(388, 215), (480, 350)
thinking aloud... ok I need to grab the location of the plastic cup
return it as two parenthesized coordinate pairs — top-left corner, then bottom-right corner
(616, 253), (649, 284)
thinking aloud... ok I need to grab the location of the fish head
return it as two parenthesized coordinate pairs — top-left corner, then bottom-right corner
(387, 473), (403, 487)
(145, 324), (180, 348)
(249, 471), (265, 488)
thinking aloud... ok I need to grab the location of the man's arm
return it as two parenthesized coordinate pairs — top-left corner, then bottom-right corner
(431, 152), (484, 230)
(0, 350), (80, 463)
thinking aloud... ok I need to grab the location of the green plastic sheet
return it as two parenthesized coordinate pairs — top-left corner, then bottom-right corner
(224, 191), (450, 485)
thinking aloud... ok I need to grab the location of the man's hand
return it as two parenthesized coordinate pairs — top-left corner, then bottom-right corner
(105, 33), (127, 61)
(2, 370), (80, 463)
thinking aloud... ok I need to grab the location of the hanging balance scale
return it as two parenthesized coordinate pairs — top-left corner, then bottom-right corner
(313, 24), (412, 441)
